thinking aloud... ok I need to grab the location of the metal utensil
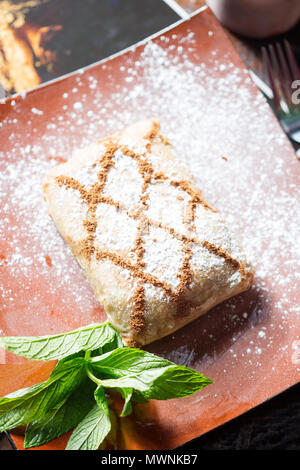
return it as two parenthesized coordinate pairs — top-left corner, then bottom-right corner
(0, 82), (7, 100)
(262, 40), (300, 145)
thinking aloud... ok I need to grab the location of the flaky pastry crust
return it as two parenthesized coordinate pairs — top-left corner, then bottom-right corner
(42, 119), (254, 346)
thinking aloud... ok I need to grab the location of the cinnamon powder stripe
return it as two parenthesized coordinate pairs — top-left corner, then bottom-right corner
(95, 249), (174, 297)
(201, 240), (247, 279)
(170, 179), (217, 214)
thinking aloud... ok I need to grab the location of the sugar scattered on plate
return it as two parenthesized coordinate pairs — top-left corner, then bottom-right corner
(0, 30), (299, 375)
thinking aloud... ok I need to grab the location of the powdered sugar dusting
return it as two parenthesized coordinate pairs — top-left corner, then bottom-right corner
(143, 225), (183, 290)
(102, 149), (143, 209)
(0, 22), (299, 384)
(94, 203), (138, 254)
(146, 181), (190, 236)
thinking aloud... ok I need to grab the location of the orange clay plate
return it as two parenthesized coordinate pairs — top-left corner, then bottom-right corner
(0, 7), (299, 450)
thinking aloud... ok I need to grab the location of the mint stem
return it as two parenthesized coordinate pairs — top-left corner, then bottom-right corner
(85, 362), (102, 386)
(84, 350), (92, 361)
(84, 350), (101, 385)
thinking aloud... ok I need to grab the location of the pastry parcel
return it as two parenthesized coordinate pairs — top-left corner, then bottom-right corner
(42, 119), (254, 346)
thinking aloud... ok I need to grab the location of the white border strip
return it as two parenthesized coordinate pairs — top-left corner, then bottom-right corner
(0, 4), (208, 103)
(162, 0), (190, 19)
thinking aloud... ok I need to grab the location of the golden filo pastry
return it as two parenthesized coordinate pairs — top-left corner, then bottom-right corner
(42, 119), (254, 346)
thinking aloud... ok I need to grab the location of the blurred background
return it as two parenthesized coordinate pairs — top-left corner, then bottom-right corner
(1, 0), (299, 96)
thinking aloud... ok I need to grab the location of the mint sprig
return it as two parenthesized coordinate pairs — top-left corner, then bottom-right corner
(0, 322), (212, 449)
(0, 322), (122, 361)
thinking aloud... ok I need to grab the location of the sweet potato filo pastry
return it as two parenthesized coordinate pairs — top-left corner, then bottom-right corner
(42, 119), (254, 346)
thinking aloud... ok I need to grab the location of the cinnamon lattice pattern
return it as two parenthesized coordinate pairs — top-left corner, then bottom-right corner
(56, 123), (246, 337)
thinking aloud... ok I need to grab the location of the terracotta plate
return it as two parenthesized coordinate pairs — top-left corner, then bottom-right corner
(0, 7), (299, 450)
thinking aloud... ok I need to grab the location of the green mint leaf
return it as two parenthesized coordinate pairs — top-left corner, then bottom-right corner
(66, 386), (111, 450)
(0, 322), (123, 361)
(0, 357), (85, 432)
(24, 376), (96, 448)
(90, 347), (173, 384)
(140, 365), (213, 400)
(131, 389), (149, 404)
(0, 382), (46, 433)
(89, 348), (212, 399)
(101, 331), (124, 354)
